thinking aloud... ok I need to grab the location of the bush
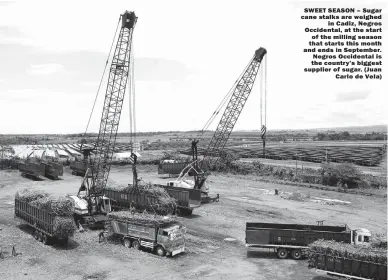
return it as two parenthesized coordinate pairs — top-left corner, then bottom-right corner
(320, 162), (362, 188)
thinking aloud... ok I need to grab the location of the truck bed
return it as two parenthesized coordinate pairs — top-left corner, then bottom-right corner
(104, 189), (172, 214)
(310, 252), (387, 280)
(155, 184), (201, 210)
(18, 162), (45, 178)
(43, 161), (63, 179)
(246, 222), (351, 247)
(15, 198), (57, 238)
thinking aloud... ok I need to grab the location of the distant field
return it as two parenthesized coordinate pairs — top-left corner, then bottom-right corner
(179, 141), (387, 167)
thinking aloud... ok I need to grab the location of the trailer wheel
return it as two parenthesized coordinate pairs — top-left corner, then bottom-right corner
(42, 234), (49, 245)
(291, 249), (302, 260)
(277, 248), (288, 259)
(132, 240), (141, 250)
(155, 246), (166, 257)
(34, 230), (39, 240)
(123, 238), (132, 248)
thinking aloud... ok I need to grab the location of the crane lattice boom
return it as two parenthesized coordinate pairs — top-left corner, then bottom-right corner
(90, 11), (137, 195)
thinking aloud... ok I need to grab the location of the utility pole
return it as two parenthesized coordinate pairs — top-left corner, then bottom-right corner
(295, 153), (298, 177)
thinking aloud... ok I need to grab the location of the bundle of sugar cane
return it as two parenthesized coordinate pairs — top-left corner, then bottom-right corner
(307, 240), (387, 267)
(15, 189), (49, 203)
(53, 216), (76, 238)
(108, 210), (177, 227)
(371, 233), (387, 249)
(30, 196), (74, 216)
(106, 180), (177, 214)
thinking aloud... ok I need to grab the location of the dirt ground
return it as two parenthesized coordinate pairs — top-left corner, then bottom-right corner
(0, 166), (386, 280)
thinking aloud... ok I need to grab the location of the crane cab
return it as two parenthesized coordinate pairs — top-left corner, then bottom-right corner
(352, 228), (371, 245)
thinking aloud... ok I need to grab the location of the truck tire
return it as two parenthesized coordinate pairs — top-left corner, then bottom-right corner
(123, 238), (132, 248)
(42, 234), (49, 245)
(291, 249), (302, 260)
(155, 246), (166, 257)
(277, 248), (288, 259)
(132, 240), (141, 250)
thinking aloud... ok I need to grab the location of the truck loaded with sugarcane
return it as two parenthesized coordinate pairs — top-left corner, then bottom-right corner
(101, 211), (186, 257)
(14, 189), (76, 245)
(307, 240), (387, 280)
(245, 222), (372, 260)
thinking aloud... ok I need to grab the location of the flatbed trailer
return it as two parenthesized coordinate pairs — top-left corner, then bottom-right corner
(309, 252), (387, 280)
(105, 217), (186, 257)
(246, 222), (370, 260)
(14, 198), (71, 245)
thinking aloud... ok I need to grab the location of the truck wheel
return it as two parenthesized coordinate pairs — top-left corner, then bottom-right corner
(277, 248), (288, 259)
(132, 240), (141, 250)
(34, 230), (39, 240)
(123, 238), (131, 248)
(42, 234), (49, 245)
(155, 246), (166, 257)
(291, 249), (302, 260)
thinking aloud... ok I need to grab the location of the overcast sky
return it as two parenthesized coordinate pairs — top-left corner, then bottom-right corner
(0, 0), (386, 134)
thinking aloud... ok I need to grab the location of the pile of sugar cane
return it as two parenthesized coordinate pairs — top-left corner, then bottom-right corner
(107, 210), (177, 227)
(15, 189), (76, 238)
(307, 240), (387, 267)
(106, 180), (177, 215)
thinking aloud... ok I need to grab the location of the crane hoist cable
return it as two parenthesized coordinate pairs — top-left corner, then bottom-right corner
(260, 54), (267, 155)
(83, 16), (122, 137)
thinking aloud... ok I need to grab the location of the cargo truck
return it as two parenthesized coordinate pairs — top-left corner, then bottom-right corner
(18, 161), (45, 179)
(104, 184), (201, 216)
(104, 215), (186, 257)
(70, 160), (88, 176)
(42, 161), (64, 179)
(309, 251), (387, 280)
(14, 198), (72, 245)
(245, 222), (371, 259)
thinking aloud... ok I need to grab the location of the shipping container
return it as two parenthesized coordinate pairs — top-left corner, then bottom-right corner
(309, 252), (387, 280)
(14, 198), (72, 245)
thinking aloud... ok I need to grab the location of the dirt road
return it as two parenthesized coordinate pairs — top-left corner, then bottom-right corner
(0, 166), (386, 280)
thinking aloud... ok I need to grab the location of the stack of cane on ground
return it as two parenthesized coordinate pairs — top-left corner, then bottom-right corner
(15, 189), (76, 239)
